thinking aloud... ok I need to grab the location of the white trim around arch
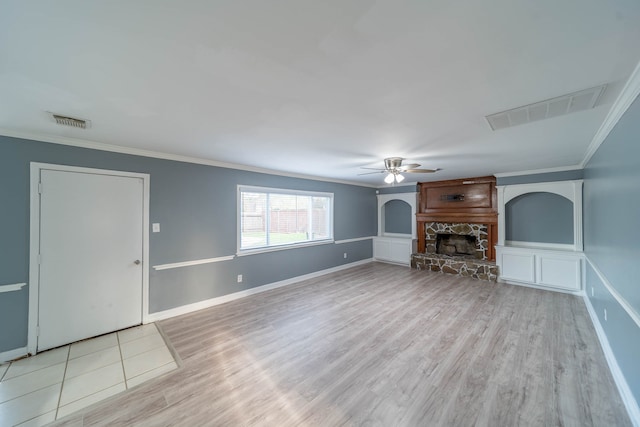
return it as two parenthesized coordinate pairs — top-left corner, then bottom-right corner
(496, 180), (583, 251)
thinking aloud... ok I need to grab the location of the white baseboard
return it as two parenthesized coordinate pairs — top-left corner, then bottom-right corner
(583, 293), (640, 427)
(374, 258), (411, 267)
(498, 278), (583, 296)
(0, 346), (29, 364)
(146, 258), (374, 322)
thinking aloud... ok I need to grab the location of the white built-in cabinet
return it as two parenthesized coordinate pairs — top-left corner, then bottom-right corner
(373, 192), (417, 265)
(495, 180), (584, 293)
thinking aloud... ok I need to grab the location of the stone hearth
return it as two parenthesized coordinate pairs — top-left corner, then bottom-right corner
(411, 253), (498, 282)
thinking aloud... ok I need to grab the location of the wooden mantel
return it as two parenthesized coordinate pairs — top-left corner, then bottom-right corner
(416, 176), (498, 261)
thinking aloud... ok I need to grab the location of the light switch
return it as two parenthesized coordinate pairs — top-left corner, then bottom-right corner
(152, 223), (160, 233)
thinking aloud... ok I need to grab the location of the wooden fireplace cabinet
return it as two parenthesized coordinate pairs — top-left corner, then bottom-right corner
(416, 176), (498, 261)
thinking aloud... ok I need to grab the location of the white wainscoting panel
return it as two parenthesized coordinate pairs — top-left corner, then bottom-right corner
(373, 236), (415, 266)
(538, 255), (581, 291)
(500, 251), (536, 283)
(496, 245), (583, 293)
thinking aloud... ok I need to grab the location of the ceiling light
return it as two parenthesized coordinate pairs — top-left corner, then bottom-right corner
(395, 173), (405, 183)
(384, 173), (395, 184)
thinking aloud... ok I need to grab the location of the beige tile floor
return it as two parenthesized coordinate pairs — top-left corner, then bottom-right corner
(0, 323), (178, 426)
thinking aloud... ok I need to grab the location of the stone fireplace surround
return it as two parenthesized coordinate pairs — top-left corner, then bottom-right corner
(412, 221), (498, 281)
(412, 176), (499, 282)
(426, 222), (488, 260)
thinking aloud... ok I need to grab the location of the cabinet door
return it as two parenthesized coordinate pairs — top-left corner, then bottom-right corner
(390, 240), (410, 264)
(538, 255), (581, 290)
(374, 239), (391, 260)
(500, 252), (535, 283)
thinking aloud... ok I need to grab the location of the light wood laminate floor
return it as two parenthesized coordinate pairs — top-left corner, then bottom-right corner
(51, 262), (630, 426)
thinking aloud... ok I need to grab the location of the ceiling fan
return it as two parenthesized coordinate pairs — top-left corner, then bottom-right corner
(359, 157), (439, 183)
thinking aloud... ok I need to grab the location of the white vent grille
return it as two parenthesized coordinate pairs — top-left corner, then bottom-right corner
(485, 84), (607, 131)
(50, 113), (91, 129)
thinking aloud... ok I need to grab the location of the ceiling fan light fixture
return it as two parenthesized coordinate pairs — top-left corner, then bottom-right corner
(360, 156), (438, 183)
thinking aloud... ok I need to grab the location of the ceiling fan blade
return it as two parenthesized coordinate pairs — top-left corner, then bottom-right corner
(357, 170), (386, 175)
(404, 168), (440, 173)
(398, 163), (420, 170)
(359, 167), (386, 171)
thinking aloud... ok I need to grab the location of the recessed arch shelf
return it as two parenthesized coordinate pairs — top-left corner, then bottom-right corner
(497, 180), (583, 251)
(374, 192), (417, 265)
(495, 180), (584, 293)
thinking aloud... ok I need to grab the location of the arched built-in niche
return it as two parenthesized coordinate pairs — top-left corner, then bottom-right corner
(497, 180), (583, 251)
(377, 193), (417, 238)
(374, 192), (417, 265)
(495, 180), (584, 293)
(382, 199), (412, 235)
(505, 192), (574, 245)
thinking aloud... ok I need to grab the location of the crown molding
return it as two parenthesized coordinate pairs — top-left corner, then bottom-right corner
(0, 128), (376, 188)
(581, 60), (640, 168)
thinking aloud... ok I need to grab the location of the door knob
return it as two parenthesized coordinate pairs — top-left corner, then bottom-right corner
(134, 260), (141, 265)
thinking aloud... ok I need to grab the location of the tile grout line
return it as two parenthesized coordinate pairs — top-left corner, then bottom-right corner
(0, 363), (7, 382)
(54, 345), (70, 421)
(116, 329), (129, 390)
(3, 327), (177, 424)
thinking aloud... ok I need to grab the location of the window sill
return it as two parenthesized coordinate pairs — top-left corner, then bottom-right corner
(237, 239), (334, 256)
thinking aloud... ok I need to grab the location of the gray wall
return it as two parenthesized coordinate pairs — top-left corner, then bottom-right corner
(383, 200), (412, 234)
(377, 184), (418, 194)
(505, 192), (574, 244)
(583, 94), (640, 404)
(0, 136), (377, 352)
(496, 169), (583, 186)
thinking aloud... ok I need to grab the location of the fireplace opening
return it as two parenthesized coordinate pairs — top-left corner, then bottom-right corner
(436, 233), (478, 258)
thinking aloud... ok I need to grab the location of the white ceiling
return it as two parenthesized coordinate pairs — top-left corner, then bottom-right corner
(2, 0), (640, 186)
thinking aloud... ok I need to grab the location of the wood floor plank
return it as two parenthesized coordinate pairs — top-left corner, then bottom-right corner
(50, 262), (631, 426)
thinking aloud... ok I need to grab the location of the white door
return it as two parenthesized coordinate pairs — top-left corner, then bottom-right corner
(37, 169), (144, 351)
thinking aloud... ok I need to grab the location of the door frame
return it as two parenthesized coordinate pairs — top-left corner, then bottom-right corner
(28, 162), (150, 355)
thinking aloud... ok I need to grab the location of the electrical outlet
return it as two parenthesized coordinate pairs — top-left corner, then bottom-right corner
(343, 253), (347, 259)
(591, 287), (594, 297)
(604, 308), (607, 321)
(152, 223), (160, 233)
(237, 274), (243, 283)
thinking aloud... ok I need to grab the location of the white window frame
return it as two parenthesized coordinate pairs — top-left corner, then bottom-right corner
(237, 185), (334, 256)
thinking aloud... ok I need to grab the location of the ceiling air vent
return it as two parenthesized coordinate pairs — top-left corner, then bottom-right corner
(50, 113), (91, 129)
(485, 84), (607, 131)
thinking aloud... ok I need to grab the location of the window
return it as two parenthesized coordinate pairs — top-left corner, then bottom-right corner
(238, 186), (333, 253)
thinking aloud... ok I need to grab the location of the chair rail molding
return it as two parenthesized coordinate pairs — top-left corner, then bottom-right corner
(0, 282), (27, 293)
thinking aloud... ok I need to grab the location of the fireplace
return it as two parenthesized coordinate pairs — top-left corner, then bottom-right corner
(412, 222), (498, 281)
(436, 233), (478, 258)
(425, 222), (489, 260)
(412, 176), (499, 281)
(415, 176), (498, 262)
